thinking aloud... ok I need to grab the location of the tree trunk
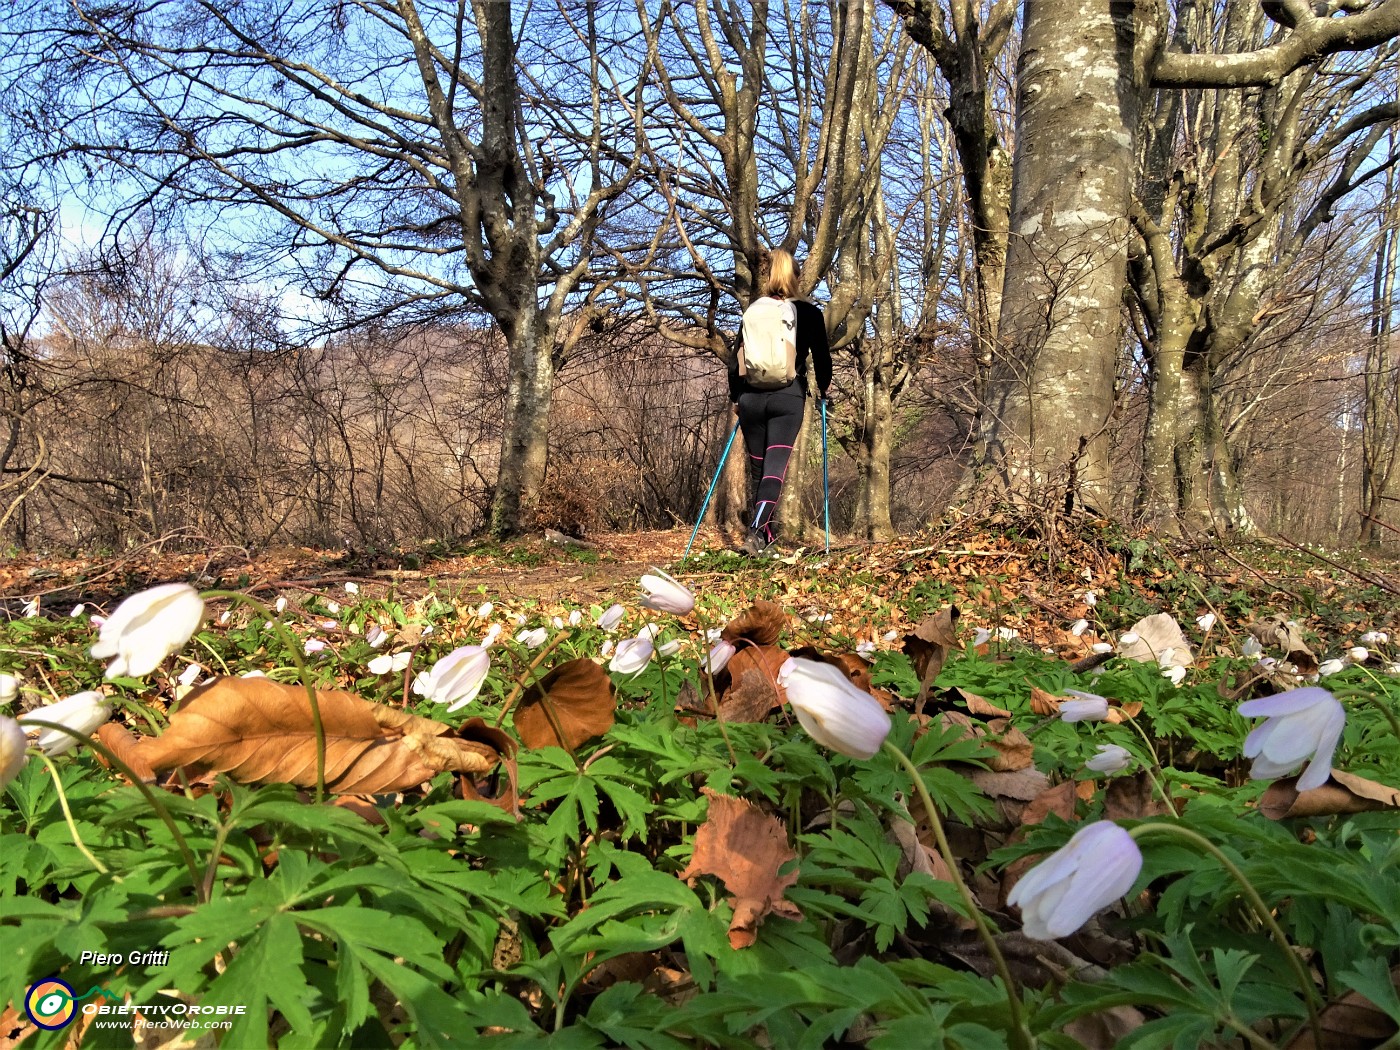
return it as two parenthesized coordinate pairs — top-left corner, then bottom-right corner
(491, 314), (556, 537)
(981, 0), (1158, 513)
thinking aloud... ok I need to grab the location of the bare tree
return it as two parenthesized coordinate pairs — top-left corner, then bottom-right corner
(4, 0), (652, 537)
(897, 0), (1400, 515)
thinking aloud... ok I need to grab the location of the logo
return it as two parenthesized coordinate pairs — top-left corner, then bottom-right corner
(24, 979), (119, 1030)
(25, 978), (77, 1030)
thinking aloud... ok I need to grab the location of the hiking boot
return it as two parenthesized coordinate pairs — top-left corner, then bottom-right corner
(741, 529), (773, 558)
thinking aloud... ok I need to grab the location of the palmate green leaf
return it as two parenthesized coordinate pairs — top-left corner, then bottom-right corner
(582, 982), (691, 1050)
(1339, 956), (1400, 1024)
(197, 912), (315, 1047)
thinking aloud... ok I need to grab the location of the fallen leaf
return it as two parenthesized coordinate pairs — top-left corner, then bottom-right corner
(721, 601), (788, 647)
(1259, 769), (1400, 820)
(96, 722), (157, 783)
(679, 788), (803, 949)
(514, 659), (616, 751)
(983, 717), (1034, 772)
(1103, 771), (1172, 821)
(1285, 967), (1400, 1049)
(139, 677), (501, 793)
(954, 688), (1012, 719)
(1029, 686), (1062, 717)
(903, 607), (960, 711)
(717, 667), (782, 723)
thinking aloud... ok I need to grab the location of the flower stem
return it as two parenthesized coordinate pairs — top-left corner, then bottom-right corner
(1119, 712), (1178, 818)
(882, 741), (1033, 1050)
(203, 590), (326, 801)
(1130, 822), (1322, 1047)
(494, 631), (569, 728)
(37, 751), (109, 876)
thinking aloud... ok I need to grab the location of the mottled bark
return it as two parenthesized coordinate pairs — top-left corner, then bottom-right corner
(981, 0), (1159, 512)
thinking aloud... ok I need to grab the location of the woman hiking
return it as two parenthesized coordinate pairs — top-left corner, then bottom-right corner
(729, 249), (832, 557)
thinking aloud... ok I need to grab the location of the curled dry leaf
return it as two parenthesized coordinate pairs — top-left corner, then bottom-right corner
(903, 606), (960, 711)
(96, 722), (157, 783)
(721, 600), (788, 647)
(1260, 769), (1400, 820)
(983, 717), (1034, 772)
(717, 667), (782, 723)
(514, 658), (616, 751)
(139, 677), (502, 793)
(1029, 686), (1063, 717)
(679, 788), (803, 949)
(954, 687), (1012, 719)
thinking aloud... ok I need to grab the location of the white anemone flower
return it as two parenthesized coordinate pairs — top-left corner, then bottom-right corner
(1241, 636), (1263, 658)
(1007, 822), (1142, 940)
(412, 646), (490, 712)
(89, 583), (205, 679)
(274, 597), (288, 614)
(516, 627), (548, 649)
(1196, 612), (1217, 632)
(596, 604), (626, 632)
(1238, 686), (1345, 791)
(1347, 646), (1369, 664)
(1070, 619), (1090, 636)
(609, 635), (654, 675)
(1359, 630), (1389, 646)
(568, 610), (582, 627)
(1090, 642), (1114, 654)
(1059, 690), (1110, 723)
(704, 641), (736, 674)
(1318, 658), (1345, 676)
(1085, 744), (1133, 774)
(365, 625), (388, 649)
(776, 657), (892, 760)
(638, 568), (695, 616)
(0, 716), (27, 789)
(19, 692), (112, 755)
(344, 582), (359, 595)
(0, 673), (20, 702)
(367, 651), (412, 675)
(304, 638), (328, 655)
(1162, 666), (1186, 686)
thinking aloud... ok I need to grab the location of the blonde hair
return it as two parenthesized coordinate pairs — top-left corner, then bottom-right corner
(763, 249), (799, 299)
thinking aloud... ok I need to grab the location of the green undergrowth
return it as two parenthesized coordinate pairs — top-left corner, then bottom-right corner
(2, 534), (1400, 1048)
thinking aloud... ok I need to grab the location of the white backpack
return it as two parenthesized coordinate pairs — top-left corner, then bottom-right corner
(739, 297), (797, 390)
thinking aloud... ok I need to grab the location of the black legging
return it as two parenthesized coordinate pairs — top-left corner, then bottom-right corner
(737, 382), (805, 541)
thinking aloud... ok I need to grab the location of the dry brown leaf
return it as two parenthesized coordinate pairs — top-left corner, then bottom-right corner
(1260, 769), (1400, 820)
(1029, 686), (1062, 717)
(97, 722), (157, 783)
(717, 667), (781, 723)
(1103, 772), (1172, 821)
(514, 659), (616, 751)
(983, 717), (1034, 772)
(1002, 780), (1081, 904)
(721, 601), (788, 647)
(139, 677), (500, 793)
(954, 688), (1012, 719)
(903, 607), (960, 710)
(1285, 968), (1400, 1049)
(964, 766), (1052, 802)
(679, 788), (802, 949)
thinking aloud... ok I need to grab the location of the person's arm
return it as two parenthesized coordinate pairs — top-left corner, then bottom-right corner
(798, 300), (832, 398)
(728, 330), (743, 405)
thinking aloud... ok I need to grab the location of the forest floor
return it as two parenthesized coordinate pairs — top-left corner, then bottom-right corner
(1, 515), (1395, 657)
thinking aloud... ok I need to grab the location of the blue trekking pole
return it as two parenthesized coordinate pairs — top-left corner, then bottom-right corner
(820, 398), (830, 554)
(683, 421), (740, 563)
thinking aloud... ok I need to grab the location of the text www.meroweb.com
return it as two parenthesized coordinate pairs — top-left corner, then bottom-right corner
(94, 1018), (233, 1032)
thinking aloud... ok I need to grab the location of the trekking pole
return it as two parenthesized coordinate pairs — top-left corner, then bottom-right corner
(683, 421), (740, 563)
(820, 397), (830, 554)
